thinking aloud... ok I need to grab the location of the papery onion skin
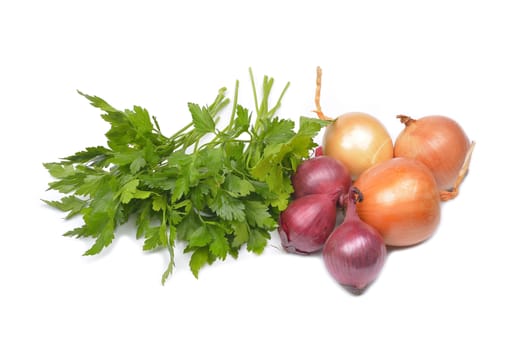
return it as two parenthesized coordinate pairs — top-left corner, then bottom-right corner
(354, 158), (441, 247)
(323, 112), (394, 180)
(394, 115), (470, 190)
(323, 190), (387, 291)
(278, 193), (338, 254)
(291, 156), (351, 198)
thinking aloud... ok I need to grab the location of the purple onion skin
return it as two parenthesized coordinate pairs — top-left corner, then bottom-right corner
(278, 193), (338, 254)
(322, 191), (387, 291)
(292, 156), (351, 199)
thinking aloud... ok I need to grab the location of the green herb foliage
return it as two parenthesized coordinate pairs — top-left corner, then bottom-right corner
(43, 69), (329, 283)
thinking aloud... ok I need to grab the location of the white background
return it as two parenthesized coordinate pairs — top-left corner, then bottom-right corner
(2, 1), (524, 349)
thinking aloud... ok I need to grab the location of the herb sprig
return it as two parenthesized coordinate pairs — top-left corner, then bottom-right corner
(44, 69), (328, 283)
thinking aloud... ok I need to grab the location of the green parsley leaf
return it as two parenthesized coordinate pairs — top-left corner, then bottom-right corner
(143, 225), (163, 251)
(152, 195), (167, 212)
(230, 221), (250, 248)
(62, 146), (111, 166)
(42, 195), (87, 219)
(189, 247), (210, 278)
(115, 179), (151, 204)
(63, 225), (95, 239)
(260, 118), (296, 145)
(127, 105), (153, 137)
(188, 103), (215, 134)
(187, 226), (213, 248)
(83, 212), (116, 255)
(247, 227), (270, 254)
(208, 225), (229, 260)
(224, 174), (255, 197)
(245, 200), (276, 229)
(44, 162), (76, 177)
(208, 189), (245, 222)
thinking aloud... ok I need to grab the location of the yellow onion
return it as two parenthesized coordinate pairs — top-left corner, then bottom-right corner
(394, 115), (475, 200)
(354, 157), (441, 247)
(322, 112), (393, 180)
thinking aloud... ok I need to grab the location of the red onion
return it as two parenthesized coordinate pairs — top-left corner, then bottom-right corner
(292, 155), (351, 199)
(278, 193), (338, 254)
(323, 188), (387, 292)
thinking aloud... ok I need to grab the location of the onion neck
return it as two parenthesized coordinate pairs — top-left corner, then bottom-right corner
(313, 66), (333, 121)
(342, 187), (363, 223)
(397, 114), (416, 127)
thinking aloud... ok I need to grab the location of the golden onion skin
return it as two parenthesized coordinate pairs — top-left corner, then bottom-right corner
(323, 112), (393, 180)
(354, 157), (441, 247)
(394, 115), (470, 190)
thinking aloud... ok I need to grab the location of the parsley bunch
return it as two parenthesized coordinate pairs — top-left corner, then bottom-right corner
(44, 70), (328, 283)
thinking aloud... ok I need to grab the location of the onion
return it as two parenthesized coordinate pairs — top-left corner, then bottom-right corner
(394, 114), (475, 200)
(278, 193), (338, 254)
(291, 155), (351, 199)
(313, 67), (393, 180)
(322, 113), (394, 180)
(354, 157), (441, 247)
(323, 188), (387, 292)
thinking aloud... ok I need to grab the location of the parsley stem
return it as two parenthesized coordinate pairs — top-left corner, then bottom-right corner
(249, 68), (259, 117)
(269, 81), (290, 118)
(169, 121), (193, 142)
(229, 80), (240, 126)
(198, 138), (250, 152)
